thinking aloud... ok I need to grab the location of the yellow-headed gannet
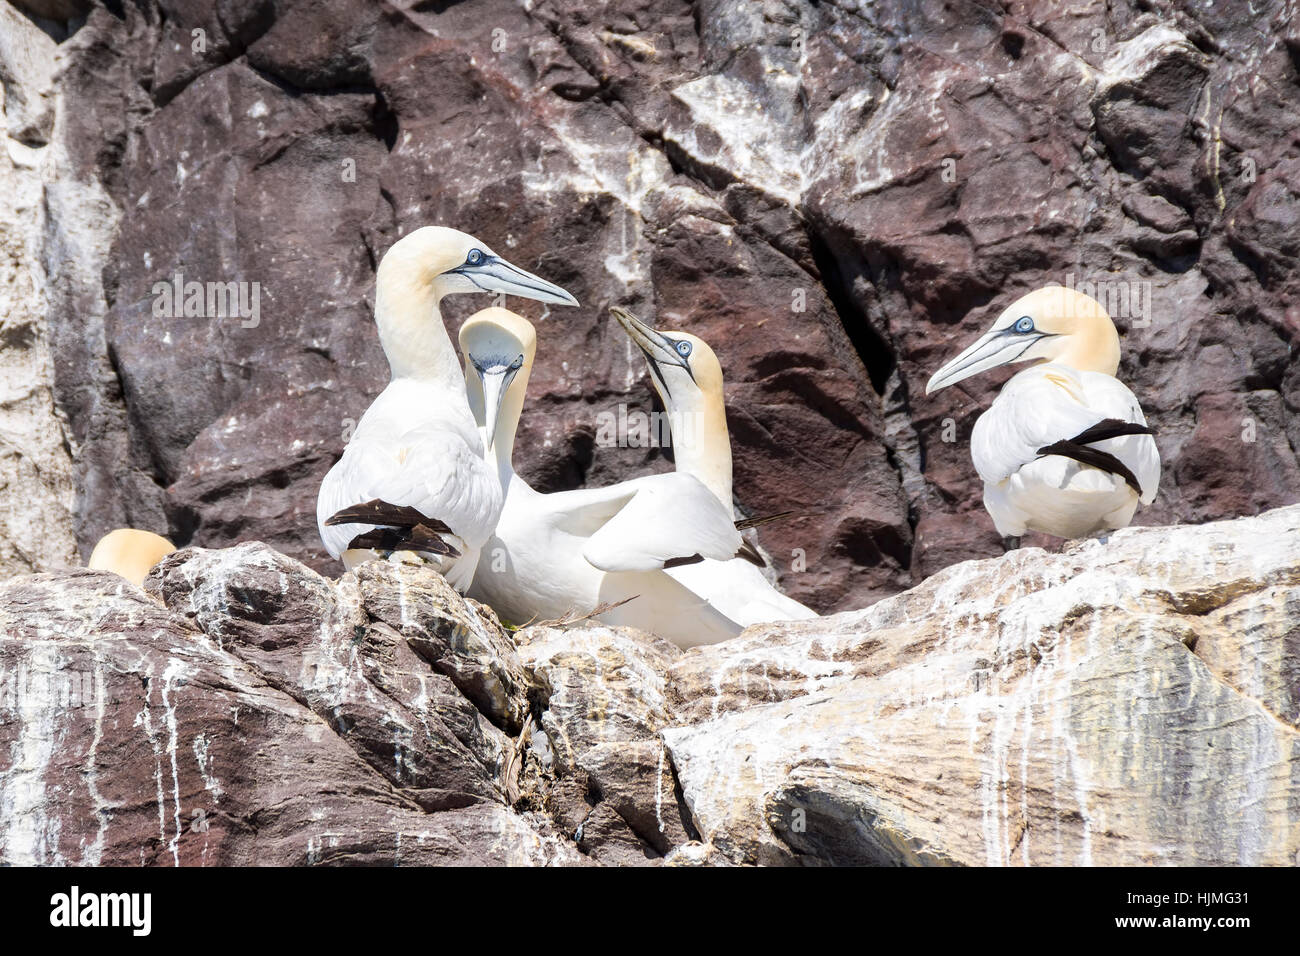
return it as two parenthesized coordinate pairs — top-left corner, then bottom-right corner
(925, 286), (1160, 541)
(87, 529), (176, 586)
(610, 307), (817, 624)
(459, 307), (756, 648)
(317, 227), (577, 589)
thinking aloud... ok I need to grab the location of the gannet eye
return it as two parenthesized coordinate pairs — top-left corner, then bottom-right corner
(509, 355), (523, 371)
(465, 248), (485, 266)
(1014, 316), (1035, 333)
(675, 340), (693, 357)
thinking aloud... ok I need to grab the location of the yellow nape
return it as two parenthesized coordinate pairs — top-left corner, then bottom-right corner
(87, 529), (176, 587)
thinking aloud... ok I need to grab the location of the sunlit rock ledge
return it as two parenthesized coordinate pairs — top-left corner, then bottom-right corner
(1, 504), (1297, 866)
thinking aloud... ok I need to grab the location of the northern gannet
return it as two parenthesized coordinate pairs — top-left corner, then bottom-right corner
(458, 307), (756, 648)
(610, 307), (817, 624)
(87, 529), (176, 586)
(925, 286), (1161, 541)
(317, 227), (577, 589)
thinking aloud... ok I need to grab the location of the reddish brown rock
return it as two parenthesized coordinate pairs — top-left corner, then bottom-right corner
(0, 550), (588, 864)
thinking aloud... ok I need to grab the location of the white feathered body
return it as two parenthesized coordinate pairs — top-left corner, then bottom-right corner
(467, 471), (746, 648)
(971, 363), (1161, 539)
(317, 379), (503, 591)
(666, 558), (817, 626)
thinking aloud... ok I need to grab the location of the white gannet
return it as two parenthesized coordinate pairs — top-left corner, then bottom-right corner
(609, 307), (817, 624)
(458, 307), (756, 648)
(925, 286), (1160, 541)
(87, 529), (177, 586)
(316, 227), (577, 589)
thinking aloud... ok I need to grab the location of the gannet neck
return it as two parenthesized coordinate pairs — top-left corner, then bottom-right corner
(1053, 310), (1121, 376)
(374, 263), (463, 387)
(666, 395), (733, 509)
(487, 356), (529, 482)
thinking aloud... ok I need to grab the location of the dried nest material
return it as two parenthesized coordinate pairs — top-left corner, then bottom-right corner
(522, 595), (639, 630)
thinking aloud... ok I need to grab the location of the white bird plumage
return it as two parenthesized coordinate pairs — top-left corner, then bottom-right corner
(610, 307), (817, 625)
(927, 285), (1161, 540)
(316, 227), (577, 589)
(459, 308), (756, 648)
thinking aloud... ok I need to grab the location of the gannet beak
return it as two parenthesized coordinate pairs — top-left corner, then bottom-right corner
(926, 324), (1054, 395)
(609, 307), (695, 397)
(452, 255), (578, 307)
(473, 361), (519, 451)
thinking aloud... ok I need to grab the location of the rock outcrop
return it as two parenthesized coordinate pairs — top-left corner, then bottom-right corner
(0, 1), (81, 576)
(2, 505), (1297, 866)
(1, 0), (1292, 613)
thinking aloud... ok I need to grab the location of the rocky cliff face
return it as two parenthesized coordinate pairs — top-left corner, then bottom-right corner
(2, 504), (1296, 866)
(2, 0), (1296, 613)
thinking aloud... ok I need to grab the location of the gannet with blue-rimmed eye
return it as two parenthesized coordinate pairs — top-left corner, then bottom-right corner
(458, 307), (757, 648)
(610, 307), (817, 624)
(925, 286), (1161, 542)
(316, 227), (578, 590)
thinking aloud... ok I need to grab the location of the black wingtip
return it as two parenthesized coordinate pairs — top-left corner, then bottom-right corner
(734, 509), (822, 531)
(345, 527), (462, 560)
(1036, 440), (1144, 496)
(735, 541), (767, 569)
(1065, 418), (1155, 446)
(330, 498), (462, 559)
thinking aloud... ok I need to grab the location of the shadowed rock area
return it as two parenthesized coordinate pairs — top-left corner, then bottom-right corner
(0, 0), (1295, 613)
(2, 505), (1296, 866)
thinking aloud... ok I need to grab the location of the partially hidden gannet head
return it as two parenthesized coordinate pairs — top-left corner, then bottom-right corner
(609, 307), (724, 413)
(87, 529), (176, 587)
(380, 226), (579, 307)
(458, 307), (537, 451)
(925, 286), (1122, 394)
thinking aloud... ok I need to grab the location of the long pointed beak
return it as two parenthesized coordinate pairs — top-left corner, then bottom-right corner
(454, 256), (578, 307)
(926, 327), (1045, 395)
(610, 307), (688, 369)
(476, 365), (517, 451)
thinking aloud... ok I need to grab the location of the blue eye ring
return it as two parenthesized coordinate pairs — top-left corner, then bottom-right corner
(466, 248), (485, 266)
(675, 340), (693, 357)
(1014, 316), (1035, 333)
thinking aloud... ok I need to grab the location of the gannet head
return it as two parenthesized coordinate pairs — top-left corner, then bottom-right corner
(925, 286), (1121, 394)
(609, 307), (723, 409)
(380, 226), (579, 307)
(459, 307), (537, 451)
(610, 306), (735, 507)
(87, 528), (176, 587)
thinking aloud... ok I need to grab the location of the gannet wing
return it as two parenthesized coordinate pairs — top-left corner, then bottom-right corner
(666, 557), (818, 625)
(972, 366), (1160, 500)
(316, 426), (500, 561)
(1078, 372), (1161, 504)
(565, 473), (746, 573)
(324, 499), (461, 557)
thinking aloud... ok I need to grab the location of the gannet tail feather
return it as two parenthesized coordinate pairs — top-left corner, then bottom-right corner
(1034, 439), (1144, 496)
